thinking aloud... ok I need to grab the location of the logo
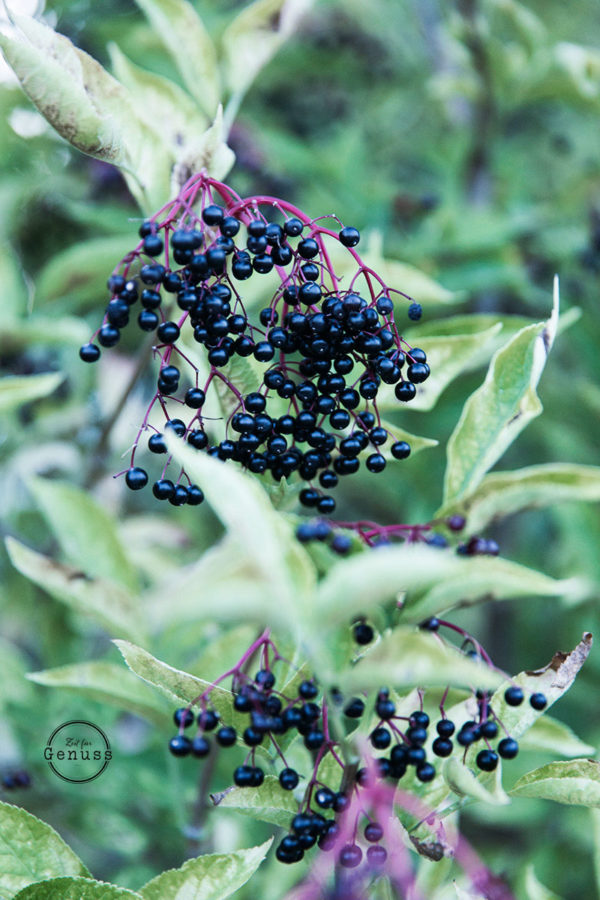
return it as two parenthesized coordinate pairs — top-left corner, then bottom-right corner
(44, 721), (111, 783)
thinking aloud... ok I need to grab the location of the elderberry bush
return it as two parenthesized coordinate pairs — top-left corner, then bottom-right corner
(80, 173), (430, 513)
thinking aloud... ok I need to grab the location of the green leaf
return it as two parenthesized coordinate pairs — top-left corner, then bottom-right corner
(591, 808), (600, 899)
(144, 535), (278, 629)
(113, 640), (248, 732)
(26, 662), (168, 727)
(1, 17), (171, 210)
(28, 478), (138, 591)
(108, 43), (208, 144)
(520, 715), (595, 758)
(336, 627), (502, 693)
(0, 246), (28, 320)
(0, 800), (89, 899)
(443, 757), (509, 805)
(438, 463), (600, 533)
(165, 436), (300, 622)
(0, 373), (63, 413)
(222, 0), (313, 119)
(35, 235), (131, 306)
(211, 777), (297, 828)
(139, 840), (271, 900)
(378, 324), (503, 413)
(511, 759), (600, 806)
(13, 879), (142, 900)
(403, 555), (575, 625)
(133, 0), (220, 118)
(314, 544), (569, 629)
(5, 537), (144, 643)
(443, 279), (559, 505)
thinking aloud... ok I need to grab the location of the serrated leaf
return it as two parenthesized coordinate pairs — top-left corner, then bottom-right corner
(13, 879), (142, 900)
(520, 715), (595, 758)
(336, 627), (502, 692)
(438, 463), (600, 533)
(0, 373), (63, 412)
(378, 325), (503, 413)
(0, 800), (90, 899)
(443, 279), (559, 505)
(510, 759), (600, 806)
(222, 0), (312, 113)
(113, 640), (248, 732)
(138, 839), (271, 900)
(26, 662), (168, 727)
(35, 235), (131, 306)
(133, 0), (220, 118)
(1, 17), (171, 210)
(211, 776), (297, 828)
(5, 537), (144, 643)
(443, 757), (509, 805)
(28, 478), (138, 591)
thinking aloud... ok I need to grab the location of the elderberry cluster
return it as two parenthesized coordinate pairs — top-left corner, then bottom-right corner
(167, 625), (548, 871)
(80, 174), (430, 512)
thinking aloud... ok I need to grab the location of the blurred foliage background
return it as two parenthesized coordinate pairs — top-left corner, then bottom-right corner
(1, 0), (599, 897)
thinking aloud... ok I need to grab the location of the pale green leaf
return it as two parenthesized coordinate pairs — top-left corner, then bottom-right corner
(108, 43), (208, 150)
(511, 758), (600, 806)
(443, 280), (559, 505)
(336, 627), (502, 692)
(165, 435), (299, 618)
(36, 235), (130, 306)
(211, 776), (297, 828)
(5, 537), (145, 643)
(438, 463), (600, 533)
(139, 842), (271, 900)
(403, 555), (575, 625)
(442, 757), (509, 805)
(133, 0), (220, 118)
(378, 324), (503, 413)
(522, 864), (562, 900)
(13, 879), (142, 900)
(26, 662), (168, 727)
(0, 800), (89, 900)
(314, 544), (569, 629)
(113, 640), (248, 732)
(169, 105), (235, 191)
(0, 373), (63, 413)
(0, 317), (89, 351)
(2, 17), (171, 210)
(222, 0), (313, 117)
(28, 478), (138, 591)
(520, 715), (595, 758)
(144, 534), (279, 630)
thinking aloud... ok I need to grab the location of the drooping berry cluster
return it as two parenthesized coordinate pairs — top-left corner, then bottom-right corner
(167, 627), (546, 875)
(80, 173), (430, 512)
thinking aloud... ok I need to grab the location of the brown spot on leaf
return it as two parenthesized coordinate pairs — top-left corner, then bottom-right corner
(409, 835), (446, 861)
